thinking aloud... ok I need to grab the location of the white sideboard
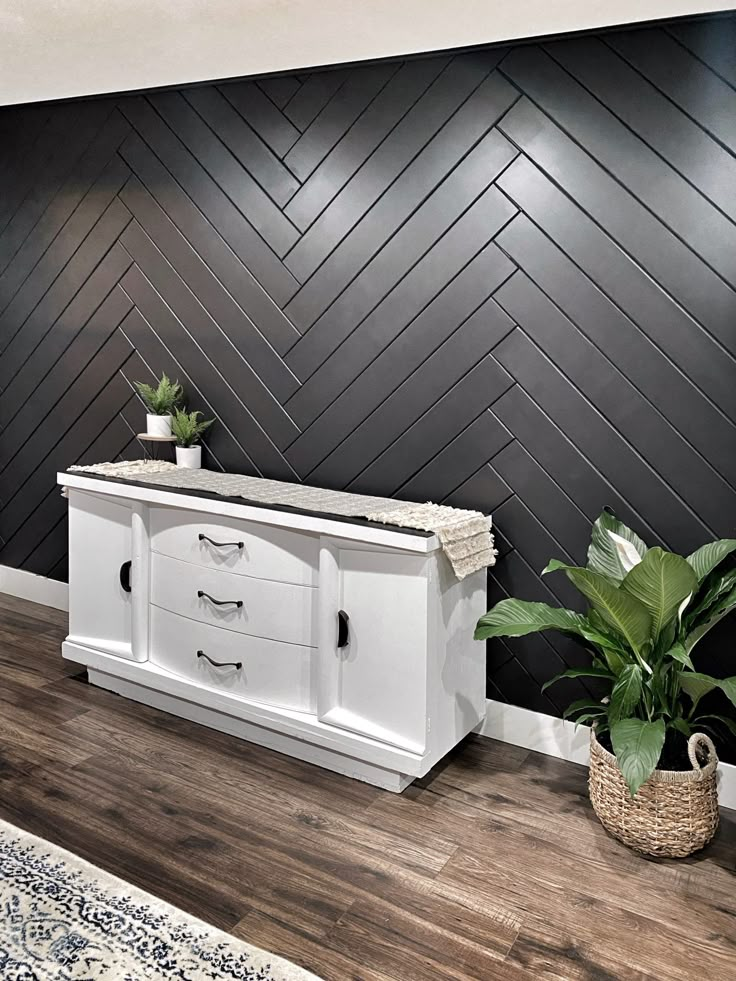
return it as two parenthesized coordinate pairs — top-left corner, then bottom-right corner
(59, 472), (488, 791)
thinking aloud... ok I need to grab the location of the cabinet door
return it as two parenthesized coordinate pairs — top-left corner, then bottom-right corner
(318, 543), (429, 754)
(68, 490), (134, 659)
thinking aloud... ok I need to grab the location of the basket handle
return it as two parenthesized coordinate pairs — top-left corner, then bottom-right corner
(688, 732), (717, 771)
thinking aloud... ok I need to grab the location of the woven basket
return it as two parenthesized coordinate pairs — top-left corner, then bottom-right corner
(589, 728), (719, 858)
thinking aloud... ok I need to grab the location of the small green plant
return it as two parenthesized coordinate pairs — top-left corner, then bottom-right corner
(475, 509), (736, 797)
(171, 408), (214, 448)
(134, 374), (183, 415)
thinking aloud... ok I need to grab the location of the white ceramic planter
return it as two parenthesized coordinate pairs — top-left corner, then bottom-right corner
(146, 413), (172, 437)
(176, 445), (201, 469)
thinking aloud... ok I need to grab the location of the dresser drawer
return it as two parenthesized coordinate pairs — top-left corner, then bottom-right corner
(151, 552), (317, 648)
(150, 607), (316, 713)
(149, 506), (318, 586)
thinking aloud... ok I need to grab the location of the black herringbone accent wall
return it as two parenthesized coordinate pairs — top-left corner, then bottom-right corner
(1, 16), (736, 726)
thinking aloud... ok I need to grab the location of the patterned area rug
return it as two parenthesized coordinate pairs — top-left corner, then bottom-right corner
(0, 818), (320, 980)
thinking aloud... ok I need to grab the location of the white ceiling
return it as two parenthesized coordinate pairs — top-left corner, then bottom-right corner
(0, 0), (732, 106)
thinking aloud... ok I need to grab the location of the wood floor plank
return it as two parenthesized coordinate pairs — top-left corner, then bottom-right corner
(0, 591), (733, 981)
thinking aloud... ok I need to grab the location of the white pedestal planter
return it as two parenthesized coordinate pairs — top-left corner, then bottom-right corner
(146, 414), (172, 437)
(176, 446), (201, 469)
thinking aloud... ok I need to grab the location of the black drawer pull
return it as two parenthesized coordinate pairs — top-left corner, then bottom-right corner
(119, 560), (132, 593)
(198, 533), (244, 549)
(337, 609), (350, 648)
(198, 590), (243, 608)
(197, 650), (242, 670)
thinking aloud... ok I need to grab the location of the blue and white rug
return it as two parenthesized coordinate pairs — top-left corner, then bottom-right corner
(0, 818), (321, 980)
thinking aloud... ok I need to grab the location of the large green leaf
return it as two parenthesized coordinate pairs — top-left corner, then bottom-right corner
(621, 548), (697, 640)
(683, 583), (736, 653)
(541, 666), (615, 692)
(665, 642), (694, 671)
(474, 600), (587, 641)
(608, 664), (642, 724)
(679, 671), (720, 712)
(686, 539), (736, 582)
(544, 563), (651, 658)
(719, 677), (736, 711)
(563, 698), (607, 721)
(587, 509), (648, 583)
(685, 568), (736, 627)
(610, 718), (666, 797)
(696, 714), (736, 739)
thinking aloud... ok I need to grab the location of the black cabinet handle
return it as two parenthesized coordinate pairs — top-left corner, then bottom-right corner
(197, 650), (242, 670)
(337, 609), (350, 648)
(198, 533), (244, 549)
(197, 590), (243, 608)
(119, 560), (132, 593)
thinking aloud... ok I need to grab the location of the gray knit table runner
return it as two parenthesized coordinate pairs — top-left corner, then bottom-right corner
(69, 461), (496, 579)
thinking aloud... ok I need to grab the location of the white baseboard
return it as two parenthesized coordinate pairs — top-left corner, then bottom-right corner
(479, 698), (736, 811)
(0, 564), (69, 611)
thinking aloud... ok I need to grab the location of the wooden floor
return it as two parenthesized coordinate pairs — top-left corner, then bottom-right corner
(0, 592), (734, 981)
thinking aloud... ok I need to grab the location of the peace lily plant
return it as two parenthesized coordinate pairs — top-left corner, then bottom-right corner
(475, 510), (736, 797)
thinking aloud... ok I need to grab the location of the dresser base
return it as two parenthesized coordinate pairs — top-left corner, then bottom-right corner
(87, 668), (415, 792)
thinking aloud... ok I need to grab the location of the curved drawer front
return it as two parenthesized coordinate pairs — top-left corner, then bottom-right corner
(149, 506), (319, 586)
(151, 552), (317, 648)
(150, 607), (316, 713)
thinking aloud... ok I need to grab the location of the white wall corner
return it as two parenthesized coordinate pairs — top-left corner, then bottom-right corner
(0, 564), (69, 611)
(478, 698), (736, 811)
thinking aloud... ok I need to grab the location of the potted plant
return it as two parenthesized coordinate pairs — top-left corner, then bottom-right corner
(134, 374), (183, 437)
(475, 509), (736, 857)
(171, 408), (214, 469)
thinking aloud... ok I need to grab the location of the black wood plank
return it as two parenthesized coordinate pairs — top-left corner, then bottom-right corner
(344, 357), (512, 498)
(149, 91), (300, 257)
(0, 160), (130, 358)
(494, 259), (736, 535)
(306, 288), (514, 488)
(607, 28), (736, 156)
(119, 96), (298, 304)
(443, 464), (513, 513)
(0, 104), (110, 274)
(546, 36), (736, 226)
(0, 109), (130, 312)
(283, 63), (398, 182)
(283, 69), (349, 131)
(495, 210), (736, 488)
(493, 328), (713, 552)
(183, 87), (299, 207)
(0, 201), (131, 391)
(286, 130), (517, 387)
(491, 385), (660, 542)
(119, 308), (255, 474)
(119, 178), (300, 403)
(284, 57), (448, 231)
(0, 361), (134, 541)
(120, 221), (299, 450)
(497, 95), (736, 356)
(496, 154), (736, 425)
(287, 244), (514, 480)
(257, 76), (301, 110)
(118, 132), (300, 355)
(219, 81), (300, 157)
(668, 18), (736, 88)
(491, 440), (596, 567)
(120, 263), (296, 480)
(283, 53), (512, 295)
(0, 285), (132, 467)
(394, 411), (511, 502)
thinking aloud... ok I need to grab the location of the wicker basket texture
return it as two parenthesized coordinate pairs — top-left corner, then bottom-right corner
(588, 729), (719, 858)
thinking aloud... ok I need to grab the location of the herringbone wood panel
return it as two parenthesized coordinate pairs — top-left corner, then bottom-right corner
(1, 16), (736, 732)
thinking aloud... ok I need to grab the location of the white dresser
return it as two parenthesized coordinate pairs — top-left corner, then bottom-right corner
(59, 471), (487, 791)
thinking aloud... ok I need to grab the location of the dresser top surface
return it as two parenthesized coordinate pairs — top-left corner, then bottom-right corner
(60, 470), (444, 549)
